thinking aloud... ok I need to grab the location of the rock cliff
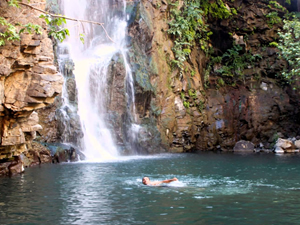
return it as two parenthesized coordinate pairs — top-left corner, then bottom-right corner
(0, 0), (63, 174)
(126, 0), (300, 153)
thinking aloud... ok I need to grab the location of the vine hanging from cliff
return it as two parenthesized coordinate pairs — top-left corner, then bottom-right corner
(168, 0), (211, 73)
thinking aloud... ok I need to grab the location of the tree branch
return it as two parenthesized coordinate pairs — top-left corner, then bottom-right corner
(18, 2), (114, 42)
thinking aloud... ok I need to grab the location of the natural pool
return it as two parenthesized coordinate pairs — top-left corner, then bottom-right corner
(1, 152), (300, 224)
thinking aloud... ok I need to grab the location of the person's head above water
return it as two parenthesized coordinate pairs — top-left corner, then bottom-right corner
(142, 177), (150, 185)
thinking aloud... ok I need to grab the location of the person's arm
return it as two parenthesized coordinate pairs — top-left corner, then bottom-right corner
(162, 178), (178, 184)
(150, 178), (178, 185)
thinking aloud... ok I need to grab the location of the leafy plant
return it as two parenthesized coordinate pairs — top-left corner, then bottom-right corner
(180, 92), (185, 100)
(188, 89), (197, 99)
(215, 44), (262, 82)
(217, 78), (225, 86)
(1, 0), (110, 45)
(0, 17), (20, 45)
(7, 0), (22, 7)
(0, 17), (42, 46)
(39, 14), (69, 43)
(191, 69), (195, 77)
(168, 0), (210, 72)
(269, 41), (278, 47)
(198, 100), (205, 112)
(0, 0), (70, 45)
(268, 1), (287, 12)
(183, 101), (190, 108)
(266, 12), (282, 28)
(277, 17), (300, 83)
(201, 0), (234, 19)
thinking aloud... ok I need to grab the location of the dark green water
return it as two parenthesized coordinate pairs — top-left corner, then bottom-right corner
(1, 152), (300, 225)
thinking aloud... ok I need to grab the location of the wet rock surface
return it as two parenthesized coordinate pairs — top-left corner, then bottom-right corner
(0, 156), (24, 176)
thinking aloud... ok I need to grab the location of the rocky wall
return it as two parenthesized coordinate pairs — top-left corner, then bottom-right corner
(128, 0), (300, 153)
(0, 0), (63, 173)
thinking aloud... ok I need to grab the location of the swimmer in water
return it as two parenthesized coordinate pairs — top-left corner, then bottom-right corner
(142, 177), (178, 186)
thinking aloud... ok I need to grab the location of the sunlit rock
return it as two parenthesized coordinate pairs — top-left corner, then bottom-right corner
(275, 138), (295, 150)
(0, 0), (63, 173)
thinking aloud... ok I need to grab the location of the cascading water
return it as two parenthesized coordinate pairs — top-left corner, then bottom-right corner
(58, 0), (139, 161)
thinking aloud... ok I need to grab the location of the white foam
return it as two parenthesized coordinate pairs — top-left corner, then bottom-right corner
(167, 181), (186, 187)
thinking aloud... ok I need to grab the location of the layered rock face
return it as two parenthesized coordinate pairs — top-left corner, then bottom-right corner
(127, 0), (300, 153)
(0, 0), (63, 172)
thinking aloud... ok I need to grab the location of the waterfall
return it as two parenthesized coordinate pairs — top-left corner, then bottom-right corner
(58, 0), (137, 161)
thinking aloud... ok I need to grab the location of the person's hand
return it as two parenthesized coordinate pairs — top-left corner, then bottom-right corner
(173, 178), (178, 181)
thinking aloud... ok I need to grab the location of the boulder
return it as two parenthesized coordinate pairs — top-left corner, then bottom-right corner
(9, 161), (24, 175)
(53, 147), (78, 163)
(233, 140), (255, 152)
(275, 138), (295, 151)
(0, 156), (24, 176)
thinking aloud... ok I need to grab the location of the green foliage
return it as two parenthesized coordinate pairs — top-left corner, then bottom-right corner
(217, 78), (225, 86)
(39, 14), (69, 43)
(0, 1), (44, 46)
(198, 100), (205, 112)
(180, 92), (185, 100)
(181, 90), (205, 111)
(190, 69), (195, 77)
(7, 0), (22, 7)
(0, 17), (20, 45)
(211, 56), (222, 64)
(277, 17), (300, 83)
(183, 101), (190, 108)
(168, 0), (210, 72)
(19, 23), (42, 35)
(285, 0), (291, 5)
(79, 33), (85, 44)
(0, 16), (42, 46)
(268, 1), (287, 12)
(201, 0), (234, 19)
(203, 68), (210, 88)
(231, 8), (237, 15)
(266, 12), (282, 28)
(188, 89), (197, 99)
(1, 0), (73, 45)
(269, 41), (278, 47)
(168, 0), (235, 74)
(216, 44), (262, 81)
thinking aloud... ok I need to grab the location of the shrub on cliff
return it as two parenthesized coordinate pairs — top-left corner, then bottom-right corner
(277, 16), (300, 84)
